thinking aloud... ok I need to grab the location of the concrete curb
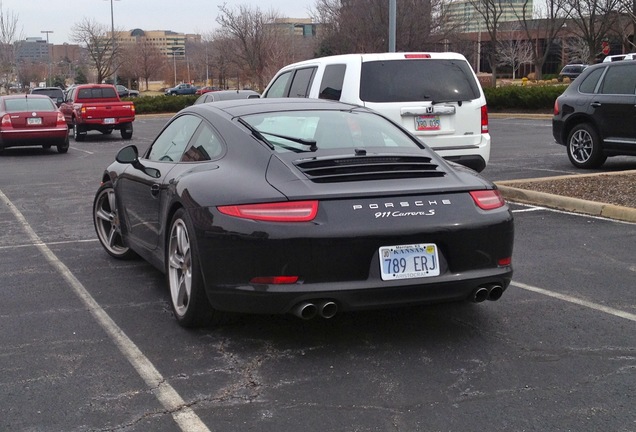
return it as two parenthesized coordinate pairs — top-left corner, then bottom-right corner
(496, 170), (636, 223)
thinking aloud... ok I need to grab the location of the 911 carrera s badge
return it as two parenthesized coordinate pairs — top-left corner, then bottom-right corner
(353, 199), (451, 218)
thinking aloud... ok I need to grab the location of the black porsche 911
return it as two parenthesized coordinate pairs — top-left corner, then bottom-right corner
(93, 98), (513, 327)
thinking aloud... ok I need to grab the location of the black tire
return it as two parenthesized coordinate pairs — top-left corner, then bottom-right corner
(57, 135), (70, 153)
(567, 124), (607, 169)
(166, 208), (216, 327)
(120, 123), (133, 140)
(93, 182), (137, 260)
(73, 119), (86, 142)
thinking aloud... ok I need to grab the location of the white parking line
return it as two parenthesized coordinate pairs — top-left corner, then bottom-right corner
(512, 281), (636, 322)
(0, 189), (211, 432)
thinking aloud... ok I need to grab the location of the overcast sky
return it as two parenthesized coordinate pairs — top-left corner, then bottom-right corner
(2, 0), (316, 43)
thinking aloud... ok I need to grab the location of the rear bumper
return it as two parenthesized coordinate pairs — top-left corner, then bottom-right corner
(207, 268), (512, 314)
(0, 128), (68, 146)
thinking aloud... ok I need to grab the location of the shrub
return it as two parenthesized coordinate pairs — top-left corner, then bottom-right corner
(484, 84), (567, 111)
(131, 95), (198, 114)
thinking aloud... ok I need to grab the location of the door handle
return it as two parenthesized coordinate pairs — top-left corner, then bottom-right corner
(151, 184), (160, 197)
(590, 102), (601, 108)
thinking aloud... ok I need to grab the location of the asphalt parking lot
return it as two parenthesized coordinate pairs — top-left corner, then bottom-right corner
(1, 116), (634, 432)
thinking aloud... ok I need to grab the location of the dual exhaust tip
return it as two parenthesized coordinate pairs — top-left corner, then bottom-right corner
(292, 285), (503, 320)
(292, 300), (338, 320)
(472, 284), (504, 303)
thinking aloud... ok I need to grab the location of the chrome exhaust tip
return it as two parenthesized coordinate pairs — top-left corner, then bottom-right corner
(318, 301), (338, 319)
(487, 285), (504, 301)
(472, 287), (489, 303)
(292, 302), (318, 320)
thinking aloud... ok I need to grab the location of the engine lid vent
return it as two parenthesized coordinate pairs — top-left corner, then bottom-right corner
(295, 155), (445, 183)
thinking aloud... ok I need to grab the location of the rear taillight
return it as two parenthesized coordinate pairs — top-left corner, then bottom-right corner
(470, 190), (505, 210)
(553, 99), (560, 116)
(481, 105), (488, 134)
(1, 114), (12, 127)
(56, 112), (66, 127)
(217, 200), (318, 222)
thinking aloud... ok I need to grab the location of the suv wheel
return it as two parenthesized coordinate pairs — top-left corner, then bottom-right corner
(567, 124), (607, 169)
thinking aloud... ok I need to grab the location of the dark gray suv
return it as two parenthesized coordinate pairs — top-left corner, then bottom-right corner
(552, 61), (636, 168)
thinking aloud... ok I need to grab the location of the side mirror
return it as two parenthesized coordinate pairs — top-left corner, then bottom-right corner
(116, 145), (161, 178)
(116, 145), (139, 164)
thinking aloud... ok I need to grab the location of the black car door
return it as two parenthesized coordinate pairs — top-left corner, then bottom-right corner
(593, 63), (636, 148)
(117, 114), (203, 251)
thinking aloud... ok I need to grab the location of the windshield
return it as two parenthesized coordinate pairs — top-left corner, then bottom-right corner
(240, 109), (422, 153)
(360, 59), (480, 103)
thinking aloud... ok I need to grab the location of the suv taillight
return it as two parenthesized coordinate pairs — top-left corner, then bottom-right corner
(481, 105), (488, 134)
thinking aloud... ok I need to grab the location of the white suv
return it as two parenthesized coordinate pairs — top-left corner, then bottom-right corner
(262, 52), (490, 172)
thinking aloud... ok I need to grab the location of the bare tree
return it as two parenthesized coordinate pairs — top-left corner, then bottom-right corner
(0, 1), (22, 90)
(511, 0), (568, 79)
(564, 0), (623, 63)
(118, 40), (165, 91)
(466, 0), (508, 86)
(312, 0), (453, 55)
(70, 18), (121, 83)
(216, 4), (280, 91)
(496, 29), (534, 78)
(562, 35), (591, 63)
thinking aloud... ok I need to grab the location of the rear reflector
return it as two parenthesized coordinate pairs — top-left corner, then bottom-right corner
(469, 190), (505, 210)
(218, 200), (318, 222)
(498, 257), (512, 266)
(404, 54), (431, 59)
(250, 276), (299, 284)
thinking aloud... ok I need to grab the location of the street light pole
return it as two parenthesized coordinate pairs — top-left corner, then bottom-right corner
(41, 30), (53, 86)
(105, 0), (120, 84)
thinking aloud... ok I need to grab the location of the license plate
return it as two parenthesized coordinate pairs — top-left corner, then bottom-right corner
(27, 117), (42, 125)
(104, 118), (115, 124)
(379, 243), (440, 281)
(415, 115), (440, 131)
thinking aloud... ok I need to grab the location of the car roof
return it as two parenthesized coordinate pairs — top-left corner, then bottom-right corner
(187, 97), (364, 117)
(277, 52), (469, 71)
(1, 94), (52, 100)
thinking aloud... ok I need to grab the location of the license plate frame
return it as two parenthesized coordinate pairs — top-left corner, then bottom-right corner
(27, 117), (42, 125)
(415, 115), (440, 131)
(379, 243), (440, 281)
(103, 118), (116, 124)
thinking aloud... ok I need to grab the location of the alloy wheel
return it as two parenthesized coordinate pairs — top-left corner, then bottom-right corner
(168, 218), (192, 318)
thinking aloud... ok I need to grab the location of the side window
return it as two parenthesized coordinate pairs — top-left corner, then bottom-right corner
(578, 68), (604, 94)
(181, 122), (224, 162)
(288, 67), (316, 98)
(147, 115), (202, 162)
(319, 64), (346, 100)
(599, 65), (636, 95)
(265, 71), (293, 98)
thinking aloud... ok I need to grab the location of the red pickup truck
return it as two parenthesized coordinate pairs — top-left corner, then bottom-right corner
(60, 84), (135, 141)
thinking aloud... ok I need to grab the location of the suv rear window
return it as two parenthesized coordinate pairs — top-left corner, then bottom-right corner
(31, 88), (64, 99)
(360, 59), (480, 103)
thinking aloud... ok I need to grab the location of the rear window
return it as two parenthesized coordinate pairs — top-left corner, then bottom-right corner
(77, 87), (118, 99)
(4, 98), (56, 112)
(360, 59), (481, 103)
(241, 110), (422, 153)
(31, 88), (64, 99)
